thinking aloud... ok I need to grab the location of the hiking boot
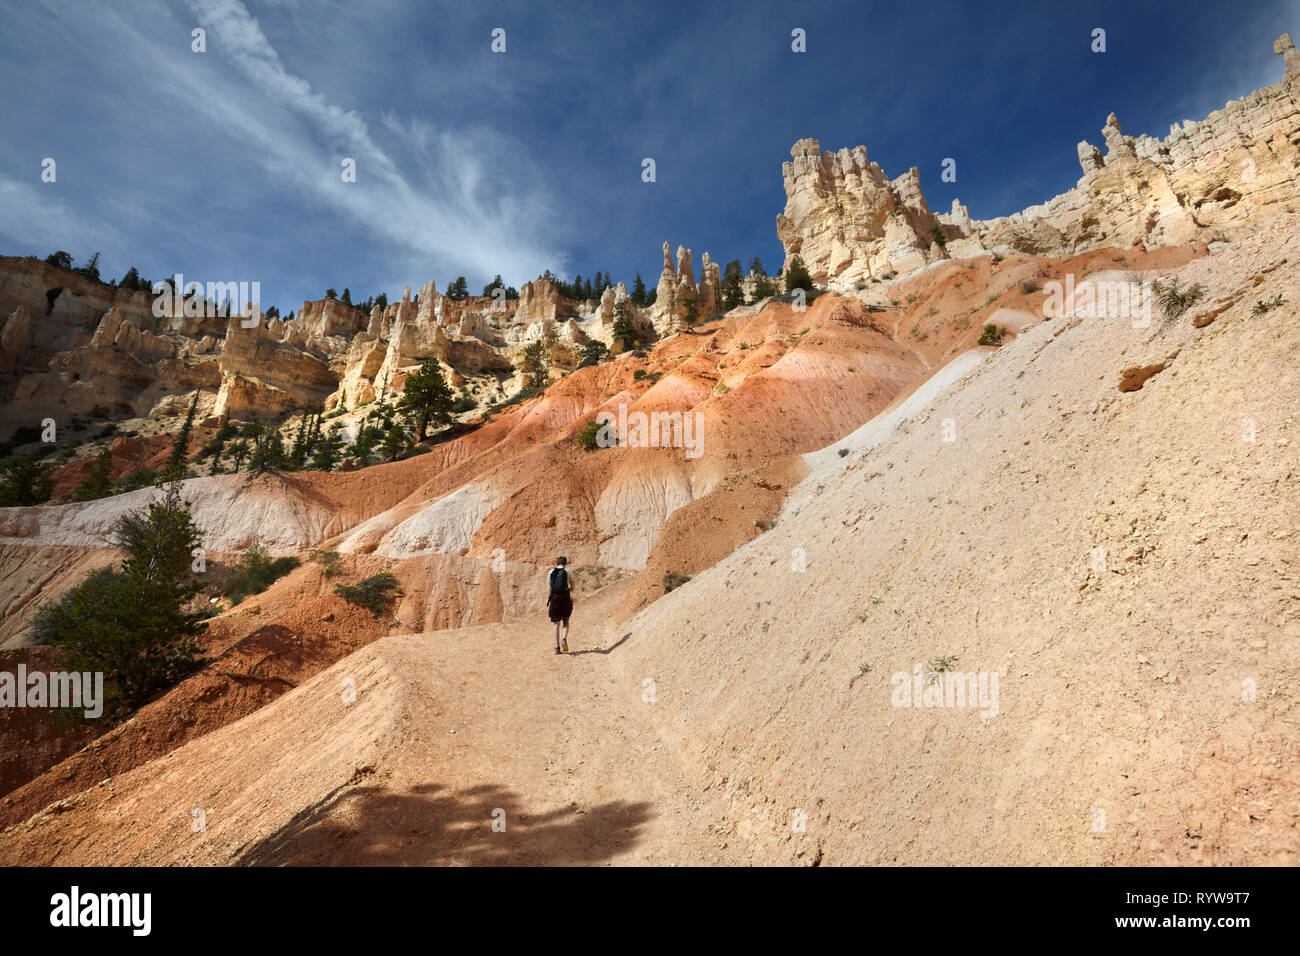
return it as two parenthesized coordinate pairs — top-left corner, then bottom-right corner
(554, 645), (561, 655)
(561, 640), (569, 653)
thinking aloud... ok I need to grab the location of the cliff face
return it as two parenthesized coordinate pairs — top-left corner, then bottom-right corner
(0, 262), (637, 432)
(779, 34), (1300, 288)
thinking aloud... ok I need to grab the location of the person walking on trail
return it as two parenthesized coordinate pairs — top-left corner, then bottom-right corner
(548, 556), (572, 654)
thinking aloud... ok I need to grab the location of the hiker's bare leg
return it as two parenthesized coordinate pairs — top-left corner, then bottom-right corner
(553, 621), (560, 648)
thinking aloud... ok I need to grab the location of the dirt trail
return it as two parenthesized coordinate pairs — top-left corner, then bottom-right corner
(0, 581), (740, 866)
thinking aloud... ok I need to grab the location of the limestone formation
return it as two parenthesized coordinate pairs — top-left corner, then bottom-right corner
(780, 35), (1300, 287)
(650, 240), (722, 333)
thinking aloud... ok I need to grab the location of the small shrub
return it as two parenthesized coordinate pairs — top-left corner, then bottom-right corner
(1251, 293), (1286, 316)
(663, 571), (691, 593)
(576, 419), (606, 451)
(1151, 277), (1206, 321)
(225, 545), (300, 605)
(309, 549), (342, 579)
(837, 447), (850, 458)
(978, 324), (1006, 346)
(335, 572), (403, 615)
(924, 655), (959, 685)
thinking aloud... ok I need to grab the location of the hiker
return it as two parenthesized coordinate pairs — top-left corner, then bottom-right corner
(547, 556), (572, 654)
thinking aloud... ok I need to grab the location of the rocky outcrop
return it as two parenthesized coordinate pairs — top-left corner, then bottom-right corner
(514, 278), (573, 326)
(213, 312), (337, 419)
(780, 35), (1300, 287)
(650, 241), (721, 333)
(776, 140), (939, 287)
(0, 307), (32, 367)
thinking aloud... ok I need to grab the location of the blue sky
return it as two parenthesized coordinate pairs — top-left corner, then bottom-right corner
(0, 0), (1296, 313)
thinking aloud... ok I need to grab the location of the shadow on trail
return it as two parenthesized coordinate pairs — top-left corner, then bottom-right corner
(235, 778), (651, 866)
(568, 632), (633, 656)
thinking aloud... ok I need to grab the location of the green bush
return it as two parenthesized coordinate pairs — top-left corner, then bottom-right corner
(309, 549), (342, 579)
(0, 454), (53, 506)
(224, 544), (300, 605)
(663, 571), (691, 593)
(577, 419), (606, 451)
(1251, 293), (1286, 316)
(334, 572), (403, 615)
(578, 340), (609, 368)
(1151, 277), (1206, 321)
(978, 324), (1006, 346)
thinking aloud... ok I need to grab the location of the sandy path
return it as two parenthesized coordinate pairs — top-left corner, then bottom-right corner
(253, 582), (736, 866)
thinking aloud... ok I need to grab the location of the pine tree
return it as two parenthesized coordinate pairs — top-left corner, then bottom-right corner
(74, 252), (102, 282)
(164, 392), (200, 480)
(227, 440), (250, 472)
(612, 300), (637, 345)
(722, 260), (744, 311)
(397, 359), (455, 440)
(631, 274), (647, 306)
(38, 480), (206, 714)
(784, 256), (813, 293)
(381, 423), (408, 462)
(0, 454), (53, 506)
(290, 411), (310, 467)
(351, 424), (380, 466)
(523, 340), (549, 390)
(749, 256), (767, 278)
(310, 426), (345, 471)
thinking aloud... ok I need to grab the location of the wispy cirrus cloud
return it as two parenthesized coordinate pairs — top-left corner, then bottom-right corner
(184, 0), (563, 285)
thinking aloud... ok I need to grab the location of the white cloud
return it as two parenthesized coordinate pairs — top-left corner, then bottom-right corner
(169, 0), (563, 283)
(0, 174), (125, 259)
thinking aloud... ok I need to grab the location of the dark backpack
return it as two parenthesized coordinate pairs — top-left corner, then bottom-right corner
(548, 567), (569, 595)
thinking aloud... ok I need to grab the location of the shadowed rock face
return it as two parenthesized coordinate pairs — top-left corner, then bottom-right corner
(778, 35), (1300, 289)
